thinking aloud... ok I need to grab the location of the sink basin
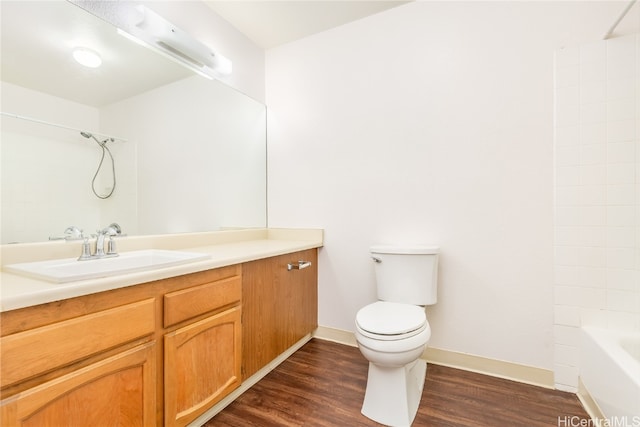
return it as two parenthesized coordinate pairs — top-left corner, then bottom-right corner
(4, 249), (211, 283)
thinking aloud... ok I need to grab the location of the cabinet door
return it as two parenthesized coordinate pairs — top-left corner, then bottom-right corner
(164, 306), (241, 427)
(242, 248), (318, 379)
(0, 342), (156, 427)
(283, 250), (318, 343)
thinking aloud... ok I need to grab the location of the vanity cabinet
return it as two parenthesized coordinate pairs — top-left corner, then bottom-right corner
(0, 248), (318, 426)
(242, 248), (318, 379)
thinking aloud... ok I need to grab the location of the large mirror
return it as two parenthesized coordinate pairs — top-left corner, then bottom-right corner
(0, 0), (267, 244)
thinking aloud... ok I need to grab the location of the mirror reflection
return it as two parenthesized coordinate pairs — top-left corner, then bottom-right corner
(0, 1), (267, 244)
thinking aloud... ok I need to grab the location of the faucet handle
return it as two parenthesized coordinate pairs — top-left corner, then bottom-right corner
(101, 223), (121, 237)
(106, 236), (117, 256)
(64, 226), (84, 241)
(78, 238), (92, 261)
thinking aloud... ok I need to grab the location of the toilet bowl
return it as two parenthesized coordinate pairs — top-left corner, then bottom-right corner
(355, 245), (439, 427)
(356, 301), (430, 357)
(355, 301), (431, 426)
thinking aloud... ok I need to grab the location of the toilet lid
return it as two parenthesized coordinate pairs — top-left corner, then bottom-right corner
(356, 301), (426, 336)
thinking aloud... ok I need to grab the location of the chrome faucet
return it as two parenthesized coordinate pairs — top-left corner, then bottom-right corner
(95, 227), (115, 257)
(78, 223), (122, 261)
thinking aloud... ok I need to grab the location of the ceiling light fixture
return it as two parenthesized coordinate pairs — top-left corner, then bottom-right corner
(72, 47), (102, 68)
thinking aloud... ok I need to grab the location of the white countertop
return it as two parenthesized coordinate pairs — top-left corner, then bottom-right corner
(0, 228), (323, 312)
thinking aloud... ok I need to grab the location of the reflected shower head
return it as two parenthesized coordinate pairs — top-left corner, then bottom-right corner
(81, 131), (102, 145)
(80, 131), (112, 146)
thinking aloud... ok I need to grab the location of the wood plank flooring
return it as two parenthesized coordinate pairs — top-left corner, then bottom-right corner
(205, 339), (590, 426)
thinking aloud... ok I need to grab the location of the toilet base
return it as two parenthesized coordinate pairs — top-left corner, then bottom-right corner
(361, 358), (427, 427)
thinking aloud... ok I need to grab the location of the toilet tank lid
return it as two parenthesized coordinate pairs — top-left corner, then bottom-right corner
(370, 245), (439, 255)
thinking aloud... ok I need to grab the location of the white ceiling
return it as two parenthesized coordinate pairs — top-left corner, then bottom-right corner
(204, 1), (411, 49)
(205, 0), (640, 49)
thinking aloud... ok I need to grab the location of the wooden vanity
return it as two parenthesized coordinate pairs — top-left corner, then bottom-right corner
(0, 230), (320, 427)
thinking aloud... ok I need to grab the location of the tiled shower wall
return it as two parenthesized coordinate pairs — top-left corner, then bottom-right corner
(0, 83), (138, 244)
(553, 33), (640, 392)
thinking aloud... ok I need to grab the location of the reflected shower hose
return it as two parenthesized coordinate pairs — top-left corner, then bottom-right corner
(80, 131), (116, 199)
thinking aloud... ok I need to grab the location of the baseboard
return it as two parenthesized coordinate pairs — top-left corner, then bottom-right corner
(424, 347), (554, 389)
(189, 333), (313, 426)
(313, 326), (554, 389)
(314, 325), (358, 347)
(577, 377), (607, 426)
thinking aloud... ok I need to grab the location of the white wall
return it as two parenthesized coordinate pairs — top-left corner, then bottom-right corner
(266, 1), (626, 372)
(553, 32), (640, 391)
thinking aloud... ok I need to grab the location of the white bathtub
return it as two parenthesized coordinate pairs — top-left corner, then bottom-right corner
(581, 327), (640, 422)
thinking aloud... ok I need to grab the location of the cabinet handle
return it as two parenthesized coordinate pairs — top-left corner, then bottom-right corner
(287, 260), (312, 271)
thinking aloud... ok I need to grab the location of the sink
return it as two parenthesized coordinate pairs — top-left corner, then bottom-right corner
(4, 249), (211, 283)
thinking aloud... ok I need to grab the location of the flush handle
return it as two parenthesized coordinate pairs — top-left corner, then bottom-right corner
(287, 260), (312, 271)
(372, 257), (382, 263)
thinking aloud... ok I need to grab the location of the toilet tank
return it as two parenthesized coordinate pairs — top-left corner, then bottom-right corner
(370, 245), (439, 305)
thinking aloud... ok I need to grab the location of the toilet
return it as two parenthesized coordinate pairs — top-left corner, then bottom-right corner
(355, 245), (439, 427)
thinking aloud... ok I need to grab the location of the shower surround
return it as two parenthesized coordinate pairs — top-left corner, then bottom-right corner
(553, 33), (640, 392)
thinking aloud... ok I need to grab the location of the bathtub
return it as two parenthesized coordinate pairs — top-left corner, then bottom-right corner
(580, 327), (640, 422)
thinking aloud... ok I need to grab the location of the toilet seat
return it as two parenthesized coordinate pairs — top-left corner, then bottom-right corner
(356, 301), (427, 341)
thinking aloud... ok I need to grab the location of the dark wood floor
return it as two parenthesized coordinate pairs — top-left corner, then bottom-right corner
(205, 339), (590, 426)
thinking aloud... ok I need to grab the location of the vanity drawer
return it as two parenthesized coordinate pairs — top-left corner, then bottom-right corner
(0, 298), (155, 388)
(164, 276), (241, 327)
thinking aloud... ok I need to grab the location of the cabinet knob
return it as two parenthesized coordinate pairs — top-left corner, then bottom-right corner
(287, 260), (312, 271)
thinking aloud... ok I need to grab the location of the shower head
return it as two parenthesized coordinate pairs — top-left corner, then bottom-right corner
(81, 131), (101, 145)
(80, 131), (112, 146)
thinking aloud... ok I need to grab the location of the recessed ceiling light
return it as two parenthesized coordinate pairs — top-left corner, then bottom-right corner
(73, 48), (102, 68)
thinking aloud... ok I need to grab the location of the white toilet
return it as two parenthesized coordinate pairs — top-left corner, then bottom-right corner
(355, 245), (439, 427)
